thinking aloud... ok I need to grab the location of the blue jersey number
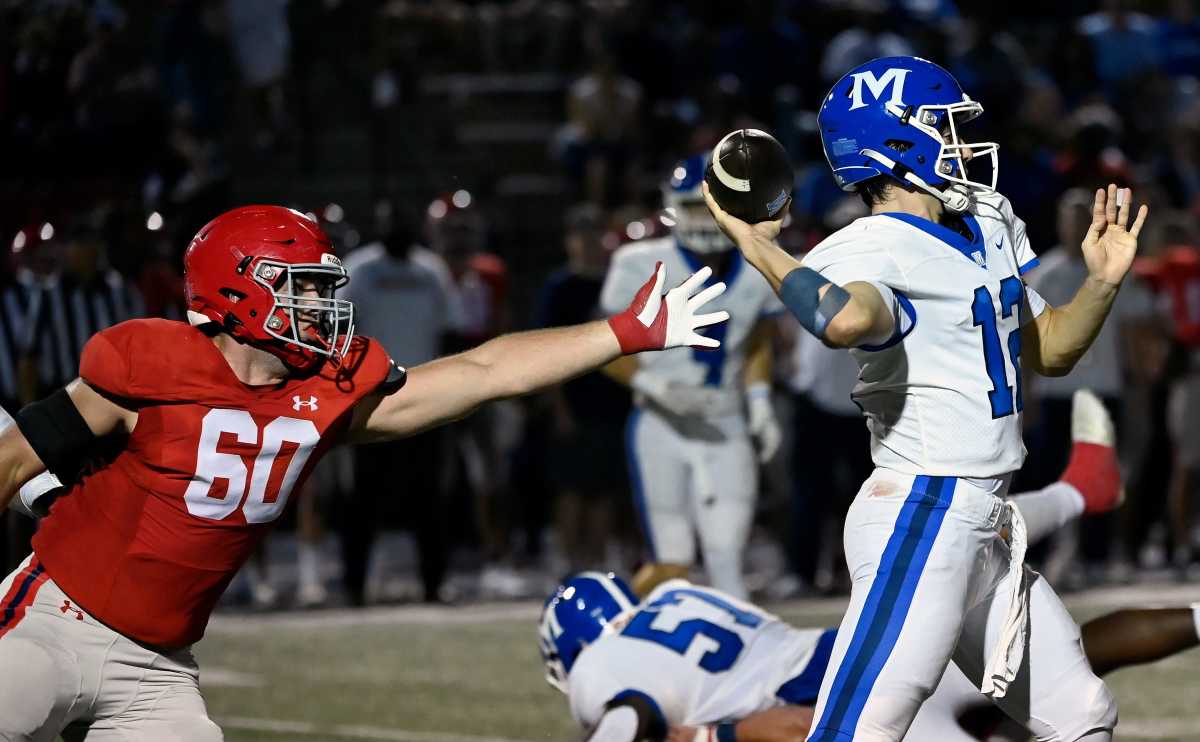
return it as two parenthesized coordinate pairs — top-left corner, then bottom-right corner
(972, 276), (1024, 418)
(620, 589), (761, 673)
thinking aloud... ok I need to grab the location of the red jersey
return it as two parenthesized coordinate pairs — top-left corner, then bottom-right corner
(32, 319), (397, 648)
(1136, 245), (1200, 348)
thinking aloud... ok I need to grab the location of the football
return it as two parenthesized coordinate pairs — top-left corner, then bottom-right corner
(704, 128), (795, 223)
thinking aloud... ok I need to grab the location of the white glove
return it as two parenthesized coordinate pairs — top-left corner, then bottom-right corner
(746, 383), (782, 463)
(608, 263), (730, 353)
(632, 371), (727, 418)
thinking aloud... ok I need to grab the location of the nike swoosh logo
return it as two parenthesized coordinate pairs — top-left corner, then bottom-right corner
(994, 239), (1004, 250)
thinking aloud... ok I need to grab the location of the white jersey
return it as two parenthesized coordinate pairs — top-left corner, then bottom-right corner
(802, 192), (1047, 477)
(567, 580), (832, 728)
(601, 238), (782, 396)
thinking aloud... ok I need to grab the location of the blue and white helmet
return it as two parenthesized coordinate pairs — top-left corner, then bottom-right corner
(663, 153), (734, 253)
(818, 56), (998, 213)
(538, 572), (638, 693)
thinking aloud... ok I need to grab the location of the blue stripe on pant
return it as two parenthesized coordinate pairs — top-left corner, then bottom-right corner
(810, 475), (957, 740)
(623, 408), (656, 559)
(0, 563), (44, 628)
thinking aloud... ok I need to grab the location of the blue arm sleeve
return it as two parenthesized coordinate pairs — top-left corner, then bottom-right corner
(778, 267), (850, 339)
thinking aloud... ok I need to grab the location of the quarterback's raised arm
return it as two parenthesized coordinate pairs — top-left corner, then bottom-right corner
(701, 182), (894, 348)
(0, 380), (136, 512)
(1023, 185), (1149, 376)
(349, 264), (730, 441)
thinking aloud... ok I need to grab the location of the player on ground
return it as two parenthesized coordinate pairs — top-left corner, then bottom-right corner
(0, 205), (731, 740)
(540, 395), (1198, 742)
(703, 56), (1148, 740)
(601, 154), (783, 599)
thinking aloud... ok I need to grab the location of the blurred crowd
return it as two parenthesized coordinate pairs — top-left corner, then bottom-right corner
(3, 0), (1200, 606)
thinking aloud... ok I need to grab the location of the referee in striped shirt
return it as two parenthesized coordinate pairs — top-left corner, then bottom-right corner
(5, 219), (145, 572)
(2, 225), (60, 573)
(19, 219), (145, 403)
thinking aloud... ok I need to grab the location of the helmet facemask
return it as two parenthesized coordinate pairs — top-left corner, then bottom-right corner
(251, 258), (355, 365)
(538, 612), (571, 693)
(664, 194), (733, 254)
(868, 99), (999, 212)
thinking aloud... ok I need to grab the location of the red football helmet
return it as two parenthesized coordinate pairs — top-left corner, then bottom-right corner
(184, 205), (355, 370)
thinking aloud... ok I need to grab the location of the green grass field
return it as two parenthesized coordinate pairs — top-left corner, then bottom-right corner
(197, 584), (1200, 742)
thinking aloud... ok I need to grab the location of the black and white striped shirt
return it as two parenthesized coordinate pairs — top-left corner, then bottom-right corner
(21, 270), (145, 392)
(0, 277), (35, 407)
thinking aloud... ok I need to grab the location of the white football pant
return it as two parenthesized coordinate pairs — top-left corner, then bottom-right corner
(807, 469), (1116, 742)
(625, 406), (756, 599)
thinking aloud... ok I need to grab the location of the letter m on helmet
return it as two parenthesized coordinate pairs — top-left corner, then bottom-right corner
(848, 68), (910, 111)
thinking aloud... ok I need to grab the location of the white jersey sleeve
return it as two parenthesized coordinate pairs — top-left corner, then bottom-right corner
(568, 634), (684, 729)
(801, 226), (910, 291)
(802, 227), (915, 349)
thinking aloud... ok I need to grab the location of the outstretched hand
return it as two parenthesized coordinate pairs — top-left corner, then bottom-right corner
(1082, 184), (1148, 287)
(608, 262), (730, 354)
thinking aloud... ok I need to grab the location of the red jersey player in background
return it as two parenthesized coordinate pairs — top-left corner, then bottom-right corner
(0, 205), (730, 741)
(1135, 244), (1200, 573)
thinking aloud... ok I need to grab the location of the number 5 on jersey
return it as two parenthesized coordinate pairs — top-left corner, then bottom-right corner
(184, 409), (320, 523)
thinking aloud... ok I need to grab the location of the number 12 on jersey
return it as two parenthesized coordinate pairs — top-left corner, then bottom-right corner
(973, 276), (1024, 418)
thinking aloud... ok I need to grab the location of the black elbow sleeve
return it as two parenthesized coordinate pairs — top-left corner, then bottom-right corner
(14, 388), (97, 475)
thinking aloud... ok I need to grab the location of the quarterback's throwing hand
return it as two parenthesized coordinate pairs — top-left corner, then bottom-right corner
(1082, 184), (1149, 287)
(608, 262), (730, 354)
(701, 181), (786, 249)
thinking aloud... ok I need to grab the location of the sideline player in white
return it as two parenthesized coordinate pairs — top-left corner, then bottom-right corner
(601, 154), (783, 600)
(539, 392), (1189, 742)
(703, 56), (1149, 740)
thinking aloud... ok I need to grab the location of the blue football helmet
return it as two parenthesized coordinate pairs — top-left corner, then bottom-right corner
(818, 56), (998, 213)
(538, 572), (638, 693)
(663, 153), (734, 253)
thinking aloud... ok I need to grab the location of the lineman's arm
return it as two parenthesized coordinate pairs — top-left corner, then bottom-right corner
(350, 265), (729, 442)
(350, 321), (624, 441)
(585, 693), (668, 742)
(1, 380), (136, 512)
(667, 707), (816, 742)
(701, 183), (893, 348)
(1023, 186), (1149, 377)
(1080, 607), (1200, 677)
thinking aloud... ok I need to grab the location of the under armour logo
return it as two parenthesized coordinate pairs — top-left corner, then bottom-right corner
(849, 68), (910, 111)
(60, 599), (84, 621)
(292, 395), (319, 412)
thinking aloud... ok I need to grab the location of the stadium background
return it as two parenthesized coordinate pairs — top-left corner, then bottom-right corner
(3, 1), (1200, 739)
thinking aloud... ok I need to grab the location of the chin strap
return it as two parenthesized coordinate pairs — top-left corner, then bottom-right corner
(860, 148), (973, 213)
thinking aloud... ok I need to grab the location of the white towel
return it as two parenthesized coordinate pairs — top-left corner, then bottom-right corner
(982, 501), (1030, 699)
